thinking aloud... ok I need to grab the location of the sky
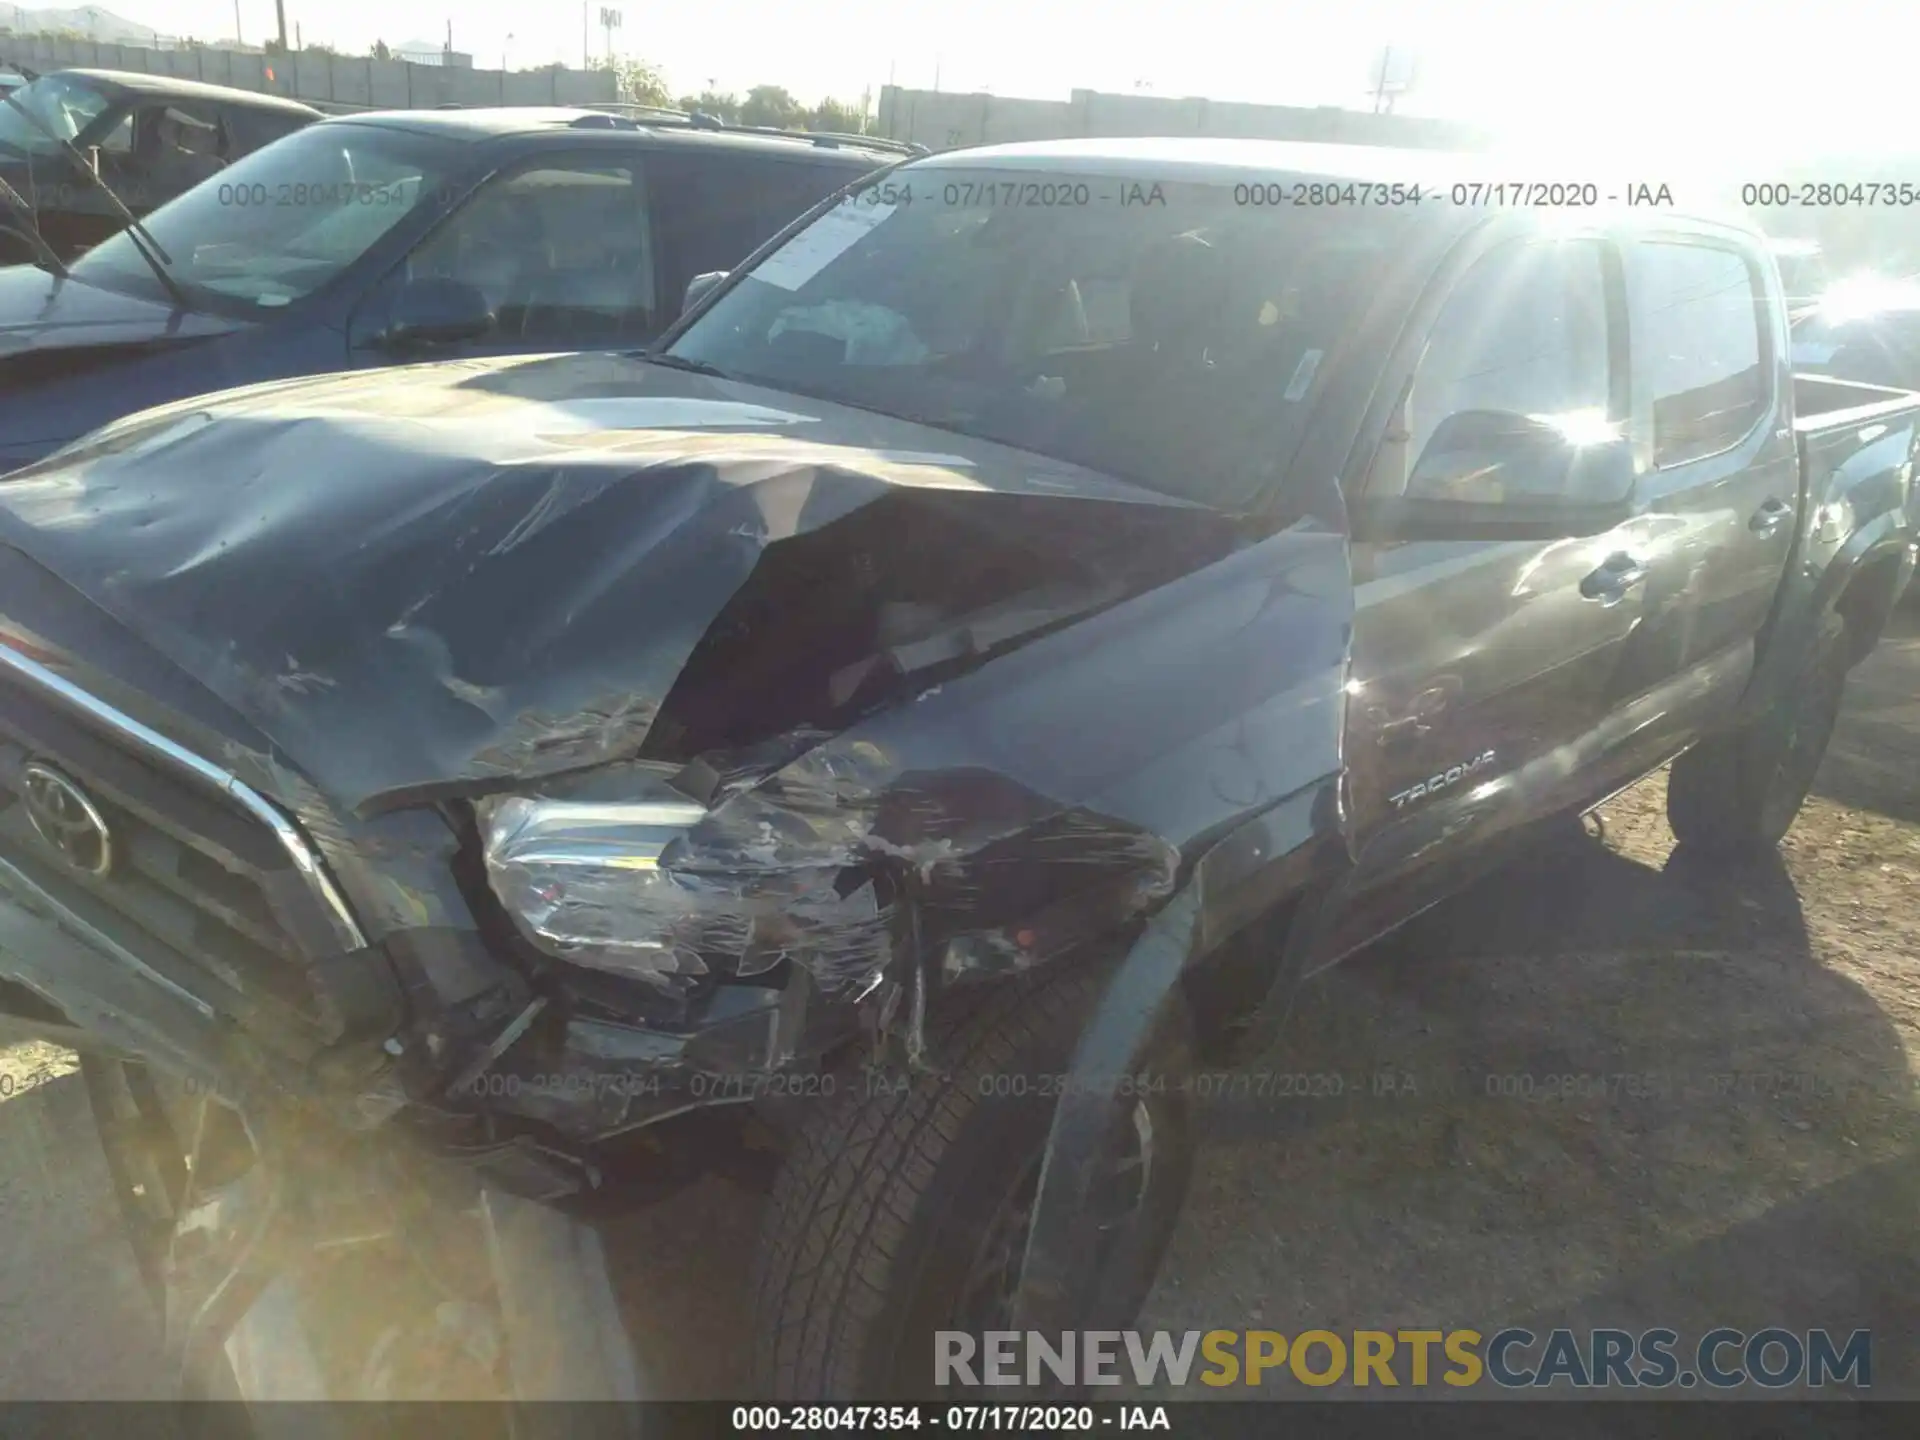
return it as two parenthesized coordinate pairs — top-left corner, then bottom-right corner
(59, 0), (1920, 163)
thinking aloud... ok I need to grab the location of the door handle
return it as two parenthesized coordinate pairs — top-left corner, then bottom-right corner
(1377, 714), (1429, 748)
(1749, 498), (1794, 537)
(1373, 680), (1457, 749)
(1579, 552), (1648, 606)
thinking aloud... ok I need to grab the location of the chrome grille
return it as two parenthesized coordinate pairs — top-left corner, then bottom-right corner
(0, 645), (363, 1034)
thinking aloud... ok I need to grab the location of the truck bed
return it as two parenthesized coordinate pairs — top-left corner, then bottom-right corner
(1791, 374), (1920, 542)
(1792, 372), (1920, 430)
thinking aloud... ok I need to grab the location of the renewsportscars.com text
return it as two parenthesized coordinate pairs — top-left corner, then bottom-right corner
(935, 1327), (1871, 1390)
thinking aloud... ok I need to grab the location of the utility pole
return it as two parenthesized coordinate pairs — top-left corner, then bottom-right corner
(275, 0), (288, 51)
(233, 0), (242, 45)
(582, 1), (589, 68)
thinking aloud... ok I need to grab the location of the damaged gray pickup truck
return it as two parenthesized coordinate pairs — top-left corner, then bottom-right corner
(1, 138), (1916, 1408)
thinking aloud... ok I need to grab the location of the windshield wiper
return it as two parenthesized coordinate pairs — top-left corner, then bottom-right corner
(0, 88), (190, 308)
(0, 171), (66, 277)
(645, 351), (731, 379)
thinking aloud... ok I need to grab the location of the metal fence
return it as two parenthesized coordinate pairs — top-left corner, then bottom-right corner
(874, 85), (1491, 153)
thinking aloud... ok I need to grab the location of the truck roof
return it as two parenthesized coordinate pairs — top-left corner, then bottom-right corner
(320, 106), (914, 163)
(50, 68), (323, 117)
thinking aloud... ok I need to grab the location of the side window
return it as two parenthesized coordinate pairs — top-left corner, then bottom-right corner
(223, 109), (306, 159)
(648, 153), (852, 319)
(406, 159), (657, 343)
(1404, 240), (1613, 502)
(105, 102), (227, 206)
(156, 103), (224, 175)
(1631, 241), (1768, 467)
(95, 110), (134, 154)
(750, 161), (857, 237)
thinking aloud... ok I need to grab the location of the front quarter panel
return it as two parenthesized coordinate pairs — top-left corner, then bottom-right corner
(713, 515), (1358, 993)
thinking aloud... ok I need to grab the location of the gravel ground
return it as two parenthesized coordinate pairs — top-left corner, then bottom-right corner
(2, 606), (1916, 1401)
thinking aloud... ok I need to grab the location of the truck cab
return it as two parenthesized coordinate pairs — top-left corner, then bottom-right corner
(0, 138), (1913, 1403)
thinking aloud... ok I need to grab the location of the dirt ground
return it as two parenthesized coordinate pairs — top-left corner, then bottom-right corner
(2, 607), (1917, 1402)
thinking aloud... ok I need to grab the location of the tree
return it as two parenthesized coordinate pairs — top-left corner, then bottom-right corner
(808, 97), (867, 134)
(739, 84), (805, 130)
(371, 40), (391, 61)
(676, 89), (741, 122)
(594, 55), (672, 109)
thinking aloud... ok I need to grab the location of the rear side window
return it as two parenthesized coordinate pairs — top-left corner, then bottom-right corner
(1630, 241), (1768, 467)
(748, 159), (865, 236)
(648, 152), (863, 319)
(223, 108), (310, 158)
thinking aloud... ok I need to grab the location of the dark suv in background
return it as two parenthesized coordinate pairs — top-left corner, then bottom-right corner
(0, 67), (321, 263)
(0, 106), (914, 470)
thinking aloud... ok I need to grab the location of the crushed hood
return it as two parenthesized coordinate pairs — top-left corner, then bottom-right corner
(0, 350), (1246, 816)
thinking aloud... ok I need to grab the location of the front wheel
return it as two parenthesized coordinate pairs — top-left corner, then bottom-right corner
(750, 962), (1195, 1400)
(1667, 614), (1849, 856)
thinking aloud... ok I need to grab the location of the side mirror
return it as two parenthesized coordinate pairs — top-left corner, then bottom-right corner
(1355, 411), (1636, 542)
(377, 277), (495, 350)
(683, 270), (728, 314)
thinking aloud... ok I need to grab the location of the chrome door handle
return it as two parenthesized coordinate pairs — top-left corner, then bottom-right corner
(1580, 552), (1648, 606)
(1750, 498), (1795, 537)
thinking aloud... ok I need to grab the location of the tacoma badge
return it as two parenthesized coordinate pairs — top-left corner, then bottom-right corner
(1388, 750), (1496, 811)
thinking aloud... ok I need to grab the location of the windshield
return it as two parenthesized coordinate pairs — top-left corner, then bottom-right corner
(0, 72), (118, 156)
(67, 121), (463, 311)
(667, 167), (1420, 507)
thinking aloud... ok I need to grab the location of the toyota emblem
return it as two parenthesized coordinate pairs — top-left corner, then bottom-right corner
(20, 762), (113, 877)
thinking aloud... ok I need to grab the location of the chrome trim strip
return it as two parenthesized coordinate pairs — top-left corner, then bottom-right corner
(0, 641), (369, 951)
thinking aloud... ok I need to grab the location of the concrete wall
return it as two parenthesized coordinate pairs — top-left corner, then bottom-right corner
(877, 85), (1490, 154)
(4, 35), (617, 110)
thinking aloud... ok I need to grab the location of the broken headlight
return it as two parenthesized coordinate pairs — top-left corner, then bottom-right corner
(477, 756), (894, 994)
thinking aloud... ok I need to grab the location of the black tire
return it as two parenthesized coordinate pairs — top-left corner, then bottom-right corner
(750, 961), (1195, 1401)
(1667, 614), (1849, 856)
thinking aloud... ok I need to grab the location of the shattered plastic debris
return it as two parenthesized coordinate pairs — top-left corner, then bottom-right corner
(480, 724), (1185, 1003)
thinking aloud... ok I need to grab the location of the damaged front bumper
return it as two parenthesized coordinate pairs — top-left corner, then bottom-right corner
(0, 868), (647, 1408)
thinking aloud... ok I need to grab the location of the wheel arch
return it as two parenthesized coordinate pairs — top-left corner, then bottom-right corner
(1011, 773), (1350, 1333)
(1834, 541), (1914, 666)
